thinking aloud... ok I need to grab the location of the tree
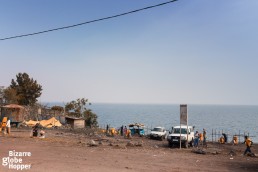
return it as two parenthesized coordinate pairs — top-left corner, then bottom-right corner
(3, 87), (19, 104)
(0, 86), (5, 105)
(51, 105), (64, 117)
(83, 109), (98, 128)
(9, 73), (42, 105)
(65, 98), (98, 127)
(51, 106), (64, 112)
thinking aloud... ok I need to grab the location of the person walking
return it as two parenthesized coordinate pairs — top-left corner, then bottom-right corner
(243, 136), (253, 155)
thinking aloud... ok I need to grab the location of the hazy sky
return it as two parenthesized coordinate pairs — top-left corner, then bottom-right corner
(1, 0), (258, 105)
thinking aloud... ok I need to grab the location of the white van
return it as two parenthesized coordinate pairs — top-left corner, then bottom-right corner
(150, 127), (167, 140)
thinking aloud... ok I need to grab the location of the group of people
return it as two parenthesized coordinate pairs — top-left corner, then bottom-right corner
(31, 123), (45, 138)
(193, 128), (207, 147)
(193, 128), (254, 156)
(105, 125), (131, 138)
(218, 133), (228, 144)
(119, 125), (131, 138)
(121, 125), (131, 138)
(1, 117), (46, 138)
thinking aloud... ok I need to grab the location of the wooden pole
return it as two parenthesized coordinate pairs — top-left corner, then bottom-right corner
(239, 130), (241, 143)
(212, 129), (213, 142)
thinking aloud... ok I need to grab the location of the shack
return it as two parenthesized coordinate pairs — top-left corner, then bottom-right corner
(65, 116), (85, 129)
(1, 104), (25, 127)
(129, 123), (145, 136)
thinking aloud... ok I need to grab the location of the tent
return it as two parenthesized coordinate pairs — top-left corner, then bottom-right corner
(25, 117), (62, 128)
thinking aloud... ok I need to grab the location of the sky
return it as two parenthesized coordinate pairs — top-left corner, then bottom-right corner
(1, 0), (258, 105)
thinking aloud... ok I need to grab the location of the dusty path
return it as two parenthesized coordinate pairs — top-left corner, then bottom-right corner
(1, 128), (258, 172)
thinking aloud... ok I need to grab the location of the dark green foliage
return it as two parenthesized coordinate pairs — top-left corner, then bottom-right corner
(9, 73), (42, 105)
(65, 98), (98, 127)
(3, 87), (19, 104)
(0, 86), (4, 105)
(84, 109), (98, 128)
(51, 106), (64, 112)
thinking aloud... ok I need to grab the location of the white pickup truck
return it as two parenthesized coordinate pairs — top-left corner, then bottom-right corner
(167, 125), (194, 147)
(150, 127), (167, 140)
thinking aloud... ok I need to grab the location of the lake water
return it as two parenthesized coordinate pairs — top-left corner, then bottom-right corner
(88, 103), (258, 143)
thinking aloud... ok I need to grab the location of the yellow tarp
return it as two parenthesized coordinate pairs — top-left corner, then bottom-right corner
(0, 117), (8, 128)
(25, 117), (62, 128)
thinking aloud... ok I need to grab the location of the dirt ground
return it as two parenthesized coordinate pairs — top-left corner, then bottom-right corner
(1, 128), (258, 172)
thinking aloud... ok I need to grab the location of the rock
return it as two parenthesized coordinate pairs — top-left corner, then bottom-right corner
(126, 141), (134, 147)
(135, 142), (143, 147)
(246, 152), (255, 157)
(114, 144), (122, 149)
(229, 150), (236, 156)
(212, 151), (219, 155)
(192, 149), (206, 154)
(88, 140), (98, 147)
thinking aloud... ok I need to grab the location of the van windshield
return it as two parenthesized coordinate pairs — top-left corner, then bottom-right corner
(173, 128), (188, 134)
(153, 128), (163, 132)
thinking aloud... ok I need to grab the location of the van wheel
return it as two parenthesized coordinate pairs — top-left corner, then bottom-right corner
(189, 138), (193, 147)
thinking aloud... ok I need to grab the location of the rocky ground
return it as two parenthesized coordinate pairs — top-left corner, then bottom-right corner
(1, 127), (258, 172)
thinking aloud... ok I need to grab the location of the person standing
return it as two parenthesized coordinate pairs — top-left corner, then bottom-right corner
(232, 135), (238, 145)
(123, 126), (127, 138)
(106, 124), (109, 134)
(120, 125), (124, 136)
(243, 136), (253, 155)
(32, 123), (40, 137)
(203, 129), (207, 147)
(6, 118), (11, 135)
(194, 131), (199, 147)
(222, 133), (228, 143)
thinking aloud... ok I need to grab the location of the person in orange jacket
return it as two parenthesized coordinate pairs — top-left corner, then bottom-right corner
(126, 129), (131, 138)
(243, 136), (253, 155)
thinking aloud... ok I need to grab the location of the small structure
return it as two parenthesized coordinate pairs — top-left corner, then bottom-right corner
(1, 104), (25, 127)
(128, 123), (145, 136)
(65, 116), (85, 129)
